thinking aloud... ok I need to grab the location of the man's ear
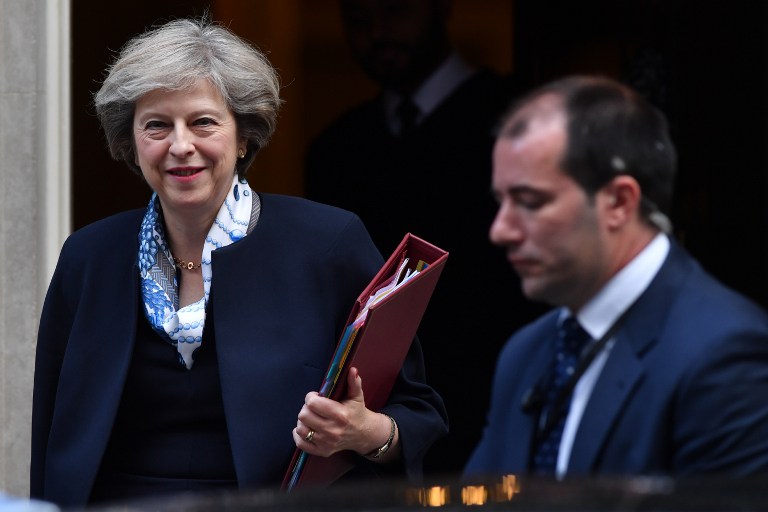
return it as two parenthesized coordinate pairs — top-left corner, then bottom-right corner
(599, 175), (642, 230)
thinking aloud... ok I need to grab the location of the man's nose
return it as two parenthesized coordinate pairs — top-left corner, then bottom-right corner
(489, 202), (524, 246)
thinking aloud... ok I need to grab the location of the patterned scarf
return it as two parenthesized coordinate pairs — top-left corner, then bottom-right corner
(138, 175), (258, 369)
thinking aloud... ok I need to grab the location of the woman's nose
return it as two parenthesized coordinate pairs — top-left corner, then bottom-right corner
(168, 123), (195, 157)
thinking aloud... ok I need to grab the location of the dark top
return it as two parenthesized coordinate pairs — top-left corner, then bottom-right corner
(90, 294), (237, 504)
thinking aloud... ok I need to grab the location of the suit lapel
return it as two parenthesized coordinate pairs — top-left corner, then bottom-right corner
(567, 240), (693, 473)
(566, 329), (644, 473)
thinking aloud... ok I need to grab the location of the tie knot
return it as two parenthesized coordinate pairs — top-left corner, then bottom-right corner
(558, 317), (591, 356)
(396, 97), (420, 136)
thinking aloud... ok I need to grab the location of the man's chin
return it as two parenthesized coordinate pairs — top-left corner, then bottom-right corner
(520, 279), (557, 306)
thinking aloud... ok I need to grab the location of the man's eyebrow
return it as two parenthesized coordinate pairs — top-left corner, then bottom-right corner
(508, 184), (545, 194)
(492, 184), (549, 198)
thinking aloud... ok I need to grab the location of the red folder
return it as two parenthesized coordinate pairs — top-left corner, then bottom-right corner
(281, 233), (449, 491)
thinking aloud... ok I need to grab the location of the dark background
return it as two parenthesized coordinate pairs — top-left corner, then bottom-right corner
(72, 0), (768, 308)
(513, 0), (768, 308)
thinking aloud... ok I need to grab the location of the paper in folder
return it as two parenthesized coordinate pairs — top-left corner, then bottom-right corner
(281, 233), (448, 491)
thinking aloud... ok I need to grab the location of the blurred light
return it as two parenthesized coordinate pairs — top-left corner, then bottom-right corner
(495, 474), (519, 502)
(461, 485), (488, 506)
(404, 486), (450, 507)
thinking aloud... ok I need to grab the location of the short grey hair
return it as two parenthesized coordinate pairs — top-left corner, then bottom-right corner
(94, 17), (282, 178)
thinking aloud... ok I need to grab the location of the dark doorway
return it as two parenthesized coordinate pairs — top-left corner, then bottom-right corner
(71, 0), (211, 230)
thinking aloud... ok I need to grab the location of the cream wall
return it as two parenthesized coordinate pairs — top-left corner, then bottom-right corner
(0, 0), (70, 497)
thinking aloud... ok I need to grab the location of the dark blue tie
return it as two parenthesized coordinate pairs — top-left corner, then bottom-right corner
(531, 316), (592, 475)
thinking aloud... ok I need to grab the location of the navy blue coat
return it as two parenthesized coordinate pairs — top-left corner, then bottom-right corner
(31, 193), (448, 507)
(465, 240), (768, 477)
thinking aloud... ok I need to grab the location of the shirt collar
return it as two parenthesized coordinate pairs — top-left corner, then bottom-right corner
(567, 233), (671, 339)
(383, 52), (475, 132)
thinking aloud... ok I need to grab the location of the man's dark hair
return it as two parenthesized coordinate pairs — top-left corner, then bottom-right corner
(499, 75), (677, 226)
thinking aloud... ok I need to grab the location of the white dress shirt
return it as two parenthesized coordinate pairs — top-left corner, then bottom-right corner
(555, 233), (671, 478)
(383, 52), (475, 135)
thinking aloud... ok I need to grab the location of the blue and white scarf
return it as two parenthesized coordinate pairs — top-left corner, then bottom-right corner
(138, 175), (256, 369)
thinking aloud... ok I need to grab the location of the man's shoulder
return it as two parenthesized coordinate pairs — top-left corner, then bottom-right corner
(447, 69), (523, 106)
(311, 97), (387, 145)
(424, 70), (522, 130)
(669, 261), (768, 334)
(459, 69), (522, 97)
(660, 242), (768, 326)
(625, 242), (768, 364)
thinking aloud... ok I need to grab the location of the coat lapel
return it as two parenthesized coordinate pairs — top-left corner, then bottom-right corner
(209, 224), (298, 485)
(567, 240), (693, 473)
(566, 329), (645, 473)
(208, 196), (350, 486)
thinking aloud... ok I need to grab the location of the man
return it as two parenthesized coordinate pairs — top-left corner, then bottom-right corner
(465, 75), (768, 478)
(306, 0), (543, 474)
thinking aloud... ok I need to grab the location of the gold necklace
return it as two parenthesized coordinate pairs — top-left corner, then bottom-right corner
(173, 257), (202, 271)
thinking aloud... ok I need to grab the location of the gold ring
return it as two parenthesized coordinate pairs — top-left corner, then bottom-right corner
(304, 430), (315, 443)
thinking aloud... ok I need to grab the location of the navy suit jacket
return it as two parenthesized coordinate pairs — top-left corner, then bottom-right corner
(465, 240), (768, 477)
(31, 193), (448, 507)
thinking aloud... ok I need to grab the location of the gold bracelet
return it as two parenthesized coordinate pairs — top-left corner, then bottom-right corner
(366, 414), (396, 459)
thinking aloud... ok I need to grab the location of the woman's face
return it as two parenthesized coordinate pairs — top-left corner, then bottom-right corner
(133, 79), (244, 222)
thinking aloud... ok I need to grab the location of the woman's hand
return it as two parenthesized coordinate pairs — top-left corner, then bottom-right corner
(292, 367), (399, 462)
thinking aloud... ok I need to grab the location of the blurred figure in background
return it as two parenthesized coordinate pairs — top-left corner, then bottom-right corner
(306, 0), (543, 475)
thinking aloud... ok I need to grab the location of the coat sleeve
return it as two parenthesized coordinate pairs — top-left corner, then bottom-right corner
(381, 336), (449, 481)
(325, 213), (449, 482)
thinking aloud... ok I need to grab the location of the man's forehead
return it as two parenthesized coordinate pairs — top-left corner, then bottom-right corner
(501, 93), (565, 140)
(497, 95), (567, 158)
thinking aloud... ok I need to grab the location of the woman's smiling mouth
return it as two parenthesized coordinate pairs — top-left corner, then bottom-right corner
(166, 166), (204, 177)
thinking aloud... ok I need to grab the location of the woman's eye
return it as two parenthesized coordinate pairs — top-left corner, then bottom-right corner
(144, 120), (166, 130)
(194, 117), (216, 126)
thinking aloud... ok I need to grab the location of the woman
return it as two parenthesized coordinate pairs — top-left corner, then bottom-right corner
(31, 17), (447, 508)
